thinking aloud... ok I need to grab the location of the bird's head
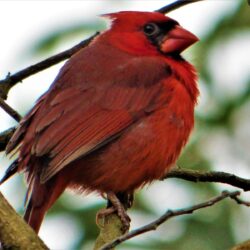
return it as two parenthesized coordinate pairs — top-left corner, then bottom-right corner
(101, 11), (198, 57)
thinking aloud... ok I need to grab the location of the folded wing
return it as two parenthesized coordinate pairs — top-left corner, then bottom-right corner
(6, 49), (170, 183)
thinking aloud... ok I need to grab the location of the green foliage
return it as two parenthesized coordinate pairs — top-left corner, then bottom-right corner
(31, 20), (106, 55)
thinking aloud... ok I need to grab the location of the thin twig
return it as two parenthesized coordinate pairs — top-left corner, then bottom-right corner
(0, 98), (22, 122)
(0, 33), (99, 100)
(0, 127), (15, 152)
(165, 168), (250, 191)
(156, 0), (203, 14)
(100, 190), (240, 250)
(231, 196), (250, 207)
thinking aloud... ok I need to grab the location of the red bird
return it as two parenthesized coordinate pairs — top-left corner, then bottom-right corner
(1, 11), (199, 233)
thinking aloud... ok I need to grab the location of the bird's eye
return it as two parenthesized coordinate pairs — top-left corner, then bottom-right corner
(143, 23), (161, 37)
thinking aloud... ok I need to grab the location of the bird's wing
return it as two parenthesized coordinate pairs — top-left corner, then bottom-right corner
(7, 52), (170, 183)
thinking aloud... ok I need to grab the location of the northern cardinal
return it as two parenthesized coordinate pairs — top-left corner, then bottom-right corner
(1, 11), (199, 233)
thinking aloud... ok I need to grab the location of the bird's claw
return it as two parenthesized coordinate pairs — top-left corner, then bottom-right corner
(97, 192), (131, 232)
(107, 192), (131, 232)
(115, 203), (131, 232)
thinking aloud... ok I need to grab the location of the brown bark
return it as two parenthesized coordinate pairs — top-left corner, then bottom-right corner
(0, 192), (48, 250)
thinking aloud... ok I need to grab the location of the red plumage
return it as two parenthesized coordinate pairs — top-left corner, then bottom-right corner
(3, 11), (199, 233)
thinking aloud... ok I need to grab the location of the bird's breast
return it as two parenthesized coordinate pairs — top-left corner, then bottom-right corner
(69, 92), (194, 193)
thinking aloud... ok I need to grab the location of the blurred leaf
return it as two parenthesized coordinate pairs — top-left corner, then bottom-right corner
(31, 20), (106, 55)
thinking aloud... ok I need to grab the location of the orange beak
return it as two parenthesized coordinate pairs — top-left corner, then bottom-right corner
(160, 25), (199, 54)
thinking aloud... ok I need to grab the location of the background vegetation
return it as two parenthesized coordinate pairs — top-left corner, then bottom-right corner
(0, 1), (249, 249)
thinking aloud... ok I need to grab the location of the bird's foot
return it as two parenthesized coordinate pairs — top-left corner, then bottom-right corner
(97, 192), (131, 232)
(107, 192), (131, 232)
(96, 207), (116, 226)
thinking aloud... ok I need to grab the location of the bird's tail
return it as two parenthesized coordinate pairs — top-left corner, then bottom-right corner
(24, 175), (67, 233)
(1, 160), (67, 233)
(24, 196), (47, 233)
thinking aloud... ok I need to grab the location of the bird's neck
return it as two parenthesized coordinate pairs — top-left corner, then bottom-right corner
(164, 57), (199, 104)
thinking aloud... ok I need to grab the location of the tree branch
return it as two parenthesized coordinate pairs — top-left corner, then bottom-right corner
(165, 168), (250, 191)
(0, 97), (22, 122)
(156, 0), (203, 14)
(231, 195), (250, 207)
(0, 127), (15, 151)
(232, 240), (250, 250)
(0, 192), (48, 249)
(0, 32), (99, 100)
(94, 213), (125, 250)
(100, 190), (241, 250)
